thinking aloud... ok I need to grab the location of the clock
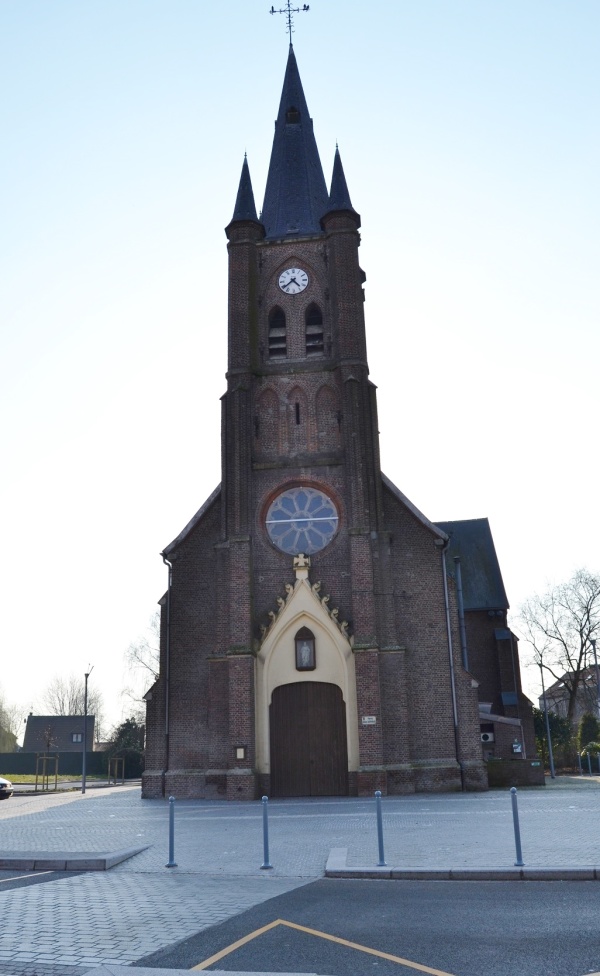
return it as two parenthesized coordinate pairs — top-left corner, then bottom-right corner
(278, 267), (309, 295)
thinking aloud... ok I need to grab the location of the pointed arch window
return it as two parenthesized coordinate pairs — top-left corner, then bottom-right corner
(268, 307), (287, 358)
(305, 304), (324, 356)
(286, 106), (301, 124)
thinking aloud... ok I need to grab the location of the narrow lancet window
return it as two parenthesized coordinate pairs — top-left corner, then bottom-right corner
(268, 307), (287, 358)
(305, 304), (324, 356)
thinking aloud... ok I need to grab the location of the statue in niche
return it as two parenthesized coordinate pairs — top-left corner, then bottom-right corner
(295, 626), (316, 671)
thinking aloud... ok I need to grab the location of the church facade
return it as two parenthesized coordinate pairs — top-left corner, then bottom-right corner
(142, 48), (535, 801)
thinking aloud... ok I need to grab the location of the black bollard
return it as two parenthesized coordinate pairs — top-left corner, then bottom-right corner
(260, 795), (273, 869)
(375, 790), (387, 866)
(166, 795), (177, 868)
(510, 787), (524, 867)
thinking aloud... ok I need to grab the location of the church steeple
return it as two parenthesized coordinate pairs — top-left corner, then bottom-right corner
(325, 145), (360, 226)
(228, 155), (260, 225)
(261, 46), (329, 240)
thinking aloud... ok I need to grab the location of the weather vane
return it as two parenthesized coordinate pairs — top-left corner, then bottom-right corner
(269, 2), (310, 43)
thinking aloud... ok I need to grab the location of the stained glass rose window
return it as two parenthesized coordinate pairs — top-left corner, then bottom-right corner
(265, 486), (339, 555)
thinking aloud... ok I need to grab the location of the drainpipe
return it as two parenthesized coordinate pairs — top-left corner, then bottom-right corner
(161, 553), (173, 793)
(539, 661), (556, 779)
(508, 631), (525, 758)
(591, 639), (600, 720)
(453, 556), (469, 672)
(437, 540), (465, 791)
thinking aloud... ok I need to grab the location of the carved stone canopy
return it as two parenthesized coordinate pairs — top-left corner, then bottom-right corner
(259, 554), (350, 645)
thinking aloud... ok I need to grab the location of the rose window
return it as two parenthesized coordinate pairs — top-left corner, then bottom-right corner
(265, 487), (339, 555)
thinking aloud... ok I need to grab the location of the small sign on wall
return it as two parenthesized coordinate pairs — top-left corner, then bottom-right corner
(361, 716), (377, 725)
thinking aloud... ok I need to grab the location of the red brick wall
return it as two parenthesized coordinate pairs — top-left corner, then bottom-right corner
(143, 208), (492, 798)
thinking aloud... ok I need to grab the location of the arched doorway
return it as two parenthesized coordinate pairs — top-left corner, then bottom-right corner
(270, 681), (349, 797)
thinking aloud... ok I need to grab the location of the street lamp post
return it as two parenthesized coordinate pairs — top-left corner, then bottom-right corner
(82, 666), (94, 795)
(539, 662), (556, 780)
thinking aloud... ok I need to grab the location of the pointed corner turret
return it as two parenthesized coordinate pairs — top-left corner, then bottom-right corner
(322, 145), (360, 228)
(261, 47), (329, 240)
(225, 155), (264, 239)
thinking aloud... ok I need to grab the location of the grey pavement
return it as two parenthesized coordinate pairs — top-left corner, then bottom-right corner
(0, 776), (599, 975)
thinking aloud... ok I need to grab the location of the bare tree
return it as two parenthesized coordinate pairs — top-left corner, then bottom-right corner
(0, 688), (22, 751)
(40, 724), (59, 752)
(518, 569), (600, 723)
(42, 674), (104, 740)
(122, 612), (161, 710)
(0, 689), (24, 738)
(125, 611), (160, 684)
(43, 675), (81, 714)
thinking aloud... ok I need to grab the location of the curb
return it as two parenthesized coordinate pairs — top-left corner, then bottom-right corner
(0, 845), (149, 872)
(84, 969), (323, 976)
(11, 781), (141, 796)
(325, 848), (600, 881)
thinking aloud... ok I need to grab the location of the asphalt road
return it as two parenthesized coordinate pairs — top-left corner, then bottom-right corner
(134, 878), (600, 976)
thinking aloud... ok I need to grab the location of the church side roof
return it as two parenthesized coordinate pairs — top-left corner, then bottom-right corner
(261, 46), (329, 240)
(435, 518), (509, 611)
(382, 473), (448, 541)
(162, 484), (221, 557)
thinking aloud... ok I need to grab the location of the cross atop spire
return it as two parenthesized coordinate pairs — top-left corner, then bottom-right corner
(269, 3), (310, 44)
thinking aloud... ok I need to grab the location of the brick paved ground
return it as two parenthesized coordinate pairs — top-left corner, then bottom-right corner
(0, 777), (599, 974)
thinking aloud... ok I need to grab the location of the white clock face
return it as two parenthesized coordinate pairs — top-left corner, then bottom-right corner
(278, 267), (309, 295)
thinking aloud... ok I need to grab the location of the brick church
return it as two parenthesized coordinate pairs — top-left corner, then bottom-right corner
(142, 47), (535, 800)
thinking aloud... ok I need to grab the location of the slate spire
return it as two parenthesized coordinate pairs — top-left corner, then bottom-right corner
(261, 46), (329, 240)
(229, 154), (259, 224)
(327, 145), (356, 215)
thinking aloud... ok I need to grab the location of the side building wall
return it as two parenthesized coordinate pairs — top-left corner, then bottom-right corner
(465, 611), (537, 761)
(381, 485), (486, 794)
(142, 495), (222, 799)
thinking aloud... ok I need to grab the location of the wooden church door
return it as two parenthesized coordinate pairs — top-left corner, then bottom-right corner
(270, 682), (349, 797)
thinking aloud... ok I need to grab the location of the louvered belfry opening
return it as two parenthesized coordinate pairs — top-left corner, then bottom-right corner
(305, 303), (324, 356)
(268, 307), (287, 358)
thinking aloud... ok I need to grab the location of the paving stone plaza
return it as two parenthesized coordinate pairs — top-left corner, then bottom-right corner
(0, 778), (599, 975)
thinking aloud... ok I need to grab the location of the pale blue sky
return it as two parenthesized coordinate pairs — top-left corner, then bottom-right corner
(1, 1), (598, 732)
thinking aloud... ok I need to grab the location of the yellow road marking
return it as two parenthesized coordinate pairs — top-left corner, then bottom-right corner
(276, 920), (456, 976)
(191, 919), (282, 970)
(191, 917), (457, 975)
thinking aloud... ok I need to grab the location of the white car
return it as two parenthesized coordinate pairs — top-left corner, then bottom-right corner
(0, 776), (14, 799)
